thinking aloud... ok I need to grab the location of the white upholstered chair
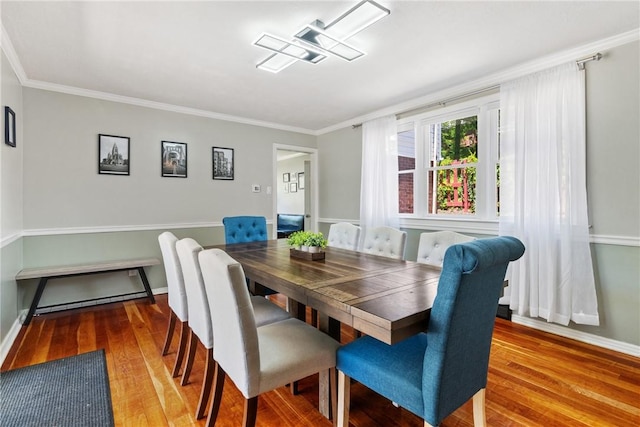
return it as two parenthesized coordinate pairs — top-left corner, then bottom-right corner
(176, 238), (290, 420)
(416, 231), (476, 267)
(158, 231), (189, 378)
(327, 222), (361, 251)
(198, 248), (341, 427)
(361, 226), (407, 260)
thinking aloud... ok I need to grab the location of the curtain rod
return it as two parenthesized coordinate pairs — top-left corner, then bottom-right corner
(352, 52), (603, 129)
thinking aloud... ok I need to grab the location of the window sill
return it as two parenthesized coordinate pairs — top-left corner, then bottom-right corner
(399, 217), (499, 235)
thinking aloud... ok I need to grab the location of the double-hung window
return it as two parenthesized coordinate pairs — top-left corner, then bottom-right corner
(397, 94), (500, 226)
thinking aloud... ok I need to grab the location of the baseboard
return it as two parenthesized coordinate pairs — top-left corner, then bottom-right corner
(0, 316), (25, 367)
(511, 315), (640, 357)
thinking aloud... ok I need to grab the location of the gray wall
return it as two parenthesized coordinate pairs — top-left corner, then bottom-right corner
(317, 41), (640, 347)
(1, 49), (24, 347)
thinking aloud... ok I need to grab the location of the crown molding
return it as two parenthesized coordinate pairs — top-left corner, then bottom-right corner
(316, 28), (640, 135)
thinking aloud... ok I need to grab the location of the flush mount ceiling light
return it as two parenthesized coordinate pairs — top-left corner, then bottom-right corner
(254, 0), (390, 73)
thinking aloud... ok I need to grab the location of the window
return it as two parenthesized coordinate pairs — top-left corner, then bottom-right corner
(397, 94), (500, 222)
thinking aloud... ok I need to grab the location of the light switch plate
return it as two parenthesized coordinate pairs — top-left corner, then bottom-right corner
(252, 184), (261, 193)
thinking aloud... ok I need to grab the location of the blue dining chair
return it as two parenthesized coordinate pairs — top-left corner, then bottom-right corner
(222, 216), (276, 296)
(336, 236), (525, 427)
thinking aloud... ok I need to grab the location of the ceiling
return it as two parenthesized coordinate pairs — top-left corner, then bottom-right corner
(2, 1), (638, 134)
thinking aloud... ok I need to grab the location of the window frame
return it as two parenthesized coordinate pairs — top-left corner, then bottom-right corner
(396, 93), (500, 234)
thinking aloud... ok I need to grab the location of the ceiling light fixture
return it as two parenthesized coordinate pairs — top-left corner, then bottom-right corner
(253, 0), (390, 73)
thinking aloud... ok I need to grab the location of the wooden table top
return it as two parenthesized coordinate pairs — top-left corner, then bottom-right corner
(212, 239), (440, 345)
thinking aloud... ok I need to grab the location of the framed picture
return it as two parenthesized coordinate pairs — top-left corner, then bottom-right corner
(5, 106), (16, 147)
(98, 134), (130, 175)
(298, 172), (305, 189)
(290, 172), (297, 182)
(212, 146), (234, 180)
(290, 182), (298, 193)
(283, 173), (290, 182)
(162, 141), (187, 178)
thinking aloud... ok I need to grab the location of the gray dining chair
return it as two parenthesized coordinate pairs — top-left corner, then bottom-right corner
(158, 231), (189, 378)
(361, 226), (407, 260)
(198, 248), (341, 427)
(176, 238), (290, 419)
(327, 222), (361, 251)
(417, 230), (476, 267)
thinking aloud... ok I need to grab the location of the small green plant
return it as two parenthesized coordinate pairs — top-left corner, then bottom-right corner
(304, 232), (327, 249)
(287, 230), (309, 248)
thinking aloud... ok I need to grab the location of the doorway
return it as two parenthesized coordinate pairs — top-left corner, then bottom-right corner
(273, 144), (318, 237)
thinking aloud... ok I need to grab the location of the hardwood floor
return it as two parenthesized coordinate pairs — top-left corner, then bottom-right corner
(2, 294), (639, 426)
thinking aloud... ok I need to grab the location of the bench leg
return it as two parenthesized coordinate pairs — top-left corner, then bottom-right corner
(24, 277), (49, 326)
(137, 267), (156, 304)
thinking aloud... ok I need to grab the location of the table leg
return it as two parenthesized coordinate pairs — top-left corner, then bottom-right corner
(317, 312), (341, 419)
(137, 267), (156, 304)
(24, 277), (49, 326)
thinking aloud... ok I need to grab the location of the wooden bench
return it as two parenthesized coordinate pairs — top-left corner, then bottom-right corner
(16, 257), (160, 326)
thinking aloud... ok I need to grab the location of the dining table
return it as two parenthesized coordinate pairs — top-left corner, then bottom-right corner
(209, 238), (442, 418)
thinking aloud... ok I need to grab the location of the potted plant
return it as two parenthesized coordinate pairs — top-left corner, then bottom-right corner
(304, 232), (327, 253)
(287, 230), (309, 250)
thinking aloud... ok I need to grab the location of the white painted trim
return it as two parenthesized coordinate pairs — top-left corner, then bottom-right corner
(1, 232), (22, 248)
(0, 316), (24, 366)
(1, 25), (28, 84)
(512, 315), (640, 357)
(590, 234), (640, 247)
(21, 221), (253, 237)
(317, 29), (640, 135)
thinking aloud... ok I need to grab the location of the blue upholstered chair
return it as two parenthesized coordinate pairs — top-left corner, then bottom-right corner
(336, 236), (525, 427)
(222, 216), (268, 244)
(222, 216), (276, 295)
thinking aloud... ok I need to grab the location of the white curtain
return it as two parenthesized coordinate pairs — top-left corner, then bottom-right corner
(360, 115), (399, 242)
(499, 62), (599, 326)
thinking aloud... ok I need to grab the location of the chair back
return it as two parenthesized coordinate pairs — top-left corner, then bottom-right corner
(422, 236), (525, 423)
(175, 238), (214, 349)
(222, 216), (268, 244)
(361, 226), (407, 260)
(416, 231), (476, 267)
(199, 248), (260, 398)
(327, 222), (361, 251)
(158, 231), (188, 321)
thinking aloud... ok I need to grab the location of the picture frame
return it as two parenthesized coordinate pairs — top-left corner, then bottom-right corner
(162, 141), (187, 178)
(290, 182), (298, 193)
(290, 172), (297, 182)
(98, 134), (130, 175)
(212, 146), (234, 180)
(5, 106), (16, 147)
(283, 172), (290, 182)
(298, 172), (305, 189)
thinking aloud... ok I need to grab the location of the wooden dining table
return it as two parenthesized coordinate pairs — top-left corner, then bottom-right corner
(210, 239), (442, 418)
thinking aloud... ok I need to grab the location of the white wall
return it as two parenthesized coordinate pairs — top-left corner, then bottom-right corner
(277, 154), (309, 214)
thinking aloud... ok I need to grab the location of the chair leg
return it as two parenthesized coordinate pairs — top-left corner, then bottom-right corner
(472, 388), (487, 427)
(196, 349), (215, 419)
(337, 370), (350, 427)
(205, 363), (226, 427)
(330, 367), (337, 424)
(181, 330), (198, 385)
(172, 321), (189, 377)
(161, 310), (177, 355)
(243, 396), (259, 427)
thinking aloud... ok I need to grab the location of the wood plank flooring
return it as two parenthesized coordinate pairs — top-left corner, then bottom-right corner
(2, 294), (639, 426)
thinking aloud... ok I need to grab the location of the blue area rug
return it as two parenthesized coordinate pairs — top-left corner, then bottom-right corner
(0, 349), (114, 427)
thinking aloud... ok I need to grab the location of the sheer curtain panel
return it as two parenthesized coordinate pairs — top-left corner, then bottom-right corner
(360, 115), (400, 245)
(499, 62), (599, 326)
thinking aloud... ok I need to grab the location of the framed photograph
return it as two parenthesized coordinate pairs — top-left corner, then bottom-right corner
(98, 134), (130, 175)
(5, 106), (16, 147)
(212, 146), (234, 180)
(290, 172), (297, 182)
(162, 141), (187, 178)
(283, 172), (290, 182)
(298, 172), (305, 189)
(290, 182), (298, 193)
